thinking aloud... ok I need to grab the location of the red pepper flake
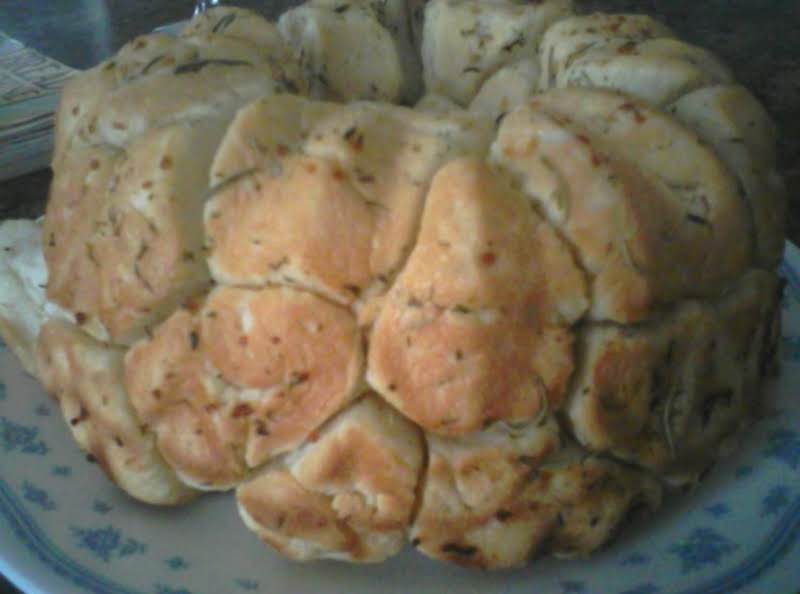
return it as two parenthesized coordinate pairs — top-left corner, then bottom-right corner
(184, 297), (201, 313)
(289, 371), (310, 388)
(620, 102), (646, 124)
(343, 127), (364, 151)
(142, 180), (153, 189)
(232, 403), (254, 418)
(332, 168), (346, 182)
(591, 151), (603, 167)
(576, 134), (591, 145)
(308, 429), (321, 443)
(481, 252), (497, 266)
(275, 144), (289, 157)
(160, 155), (173, 170)
(75, 312), (88, 325)
(238, 335), (249, 347)
(270, 336), (281, 345)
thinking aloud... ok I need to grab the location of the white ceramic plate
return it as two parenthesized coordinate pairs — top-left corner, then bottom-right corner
(2, 245), (800, 594)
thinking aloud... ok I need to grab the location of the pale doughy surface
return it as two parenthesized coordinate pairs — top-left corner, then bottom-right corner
(0, 219), (73, 376)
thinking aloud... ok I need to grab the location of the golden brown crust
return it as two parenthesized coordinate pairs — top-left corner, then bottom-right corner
(88, 120), (223, 344)
(367, 157), (587, 435)
(491, 89), (753, 322)
(43, 145), (119, 340)
(124, 308), (246, 489)
(237, 395), (423, 562)
(567, 270), (780, 483)
(125, 285), (363, 489)
(207, 94), (492, 299)
(201, 286), (364, 467)
(411, 423), (661, 568)
(48, 11), (305, 346)
(36, 320), (196, 505)
(206, 155), (375, 306)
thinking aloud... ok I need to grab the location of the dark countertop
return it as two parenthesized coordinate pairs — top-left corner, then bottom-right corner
(0, 2), (799, 593)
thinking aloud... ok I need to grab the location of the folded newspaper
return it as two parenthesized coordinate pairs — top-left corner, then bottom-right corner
(0, 31), (77, 181)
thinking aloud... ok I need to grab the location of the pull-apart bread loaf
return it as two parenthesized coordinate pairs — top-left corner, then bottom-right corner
(0, 1), (784, 570)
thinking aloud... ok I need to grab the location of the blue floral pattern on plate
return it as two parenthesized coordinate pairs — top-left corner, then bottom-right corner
(764, 429), (800, 469)
(235, 578), (260, 591)
(668, 528), (740, 573)
(50, 464), (71, 477)
(154, 585), (192, 594)
(1, 243), (800, 594)
(70, 525), (147, 562)
(21, 481), (56, 512)
(704, 503), (730, 518)
(761, 485), (792, 518)
(93, 500), (113, 515)
(165, 556), (190, 571)
(1, 417), (48, 455)
(620, 584), (660, 594)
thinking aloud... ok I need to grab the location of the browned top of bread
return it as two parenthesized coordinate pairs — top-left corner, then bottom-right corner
(368, 157), (587, 435)
(124, 285), (363, 490)
(237, 395), (423, 562)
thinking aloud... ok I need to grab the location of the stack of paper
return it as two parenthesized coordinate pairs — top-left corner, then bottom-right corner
(0, 31), (76, 181)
